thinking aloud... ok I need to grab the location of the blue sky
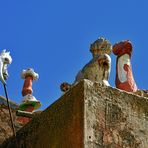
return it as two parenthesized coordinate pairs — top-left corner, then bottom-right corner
(0, 0), (148, 110)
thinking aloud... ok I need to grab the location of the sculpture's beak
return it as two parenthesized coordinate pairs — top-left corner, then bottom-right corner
(0, 61), (6, 85)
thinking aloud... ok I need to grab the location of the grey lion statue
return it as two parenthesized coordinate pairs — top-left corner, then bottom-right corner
(60, 37), (112, 93)
(0, 50), (12, 84)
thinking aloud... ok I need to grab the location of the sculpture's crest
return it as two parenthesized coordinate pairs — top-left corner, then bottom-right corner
(90, 37), (112, 57)
(0, 49), (12, 84)
(113, 40), (132, 57)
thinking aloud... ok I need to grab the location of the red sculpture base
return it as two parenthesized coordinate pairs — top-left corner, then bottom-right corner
(17, 105), (34, 124)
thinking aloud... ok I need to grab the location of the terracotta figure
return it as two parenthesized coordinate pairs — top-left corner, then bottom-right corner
(17, 68), (41, 123)
(113, 40), (137, 92)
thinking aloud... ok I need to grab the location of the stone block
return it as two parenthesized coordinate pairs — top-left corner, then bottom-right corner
(1, 80), (148, 148)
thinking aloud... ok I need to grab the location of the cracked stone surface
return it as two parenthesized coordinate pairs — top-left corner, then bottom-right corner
(1, 80), (148, 148)
(84, 80), (148, 148)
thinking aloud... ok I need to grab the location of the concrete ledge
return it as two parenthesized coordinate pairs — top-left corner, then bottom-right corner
(0, 96), (18, 109)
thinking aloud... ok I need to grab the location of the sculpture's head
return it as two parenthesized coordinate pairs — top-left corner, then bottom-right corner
(90, 37), (112, 57)
(0, 50), (12, 84)
(113, 40), (132, 57)
(98, 54), (111, 71)
(60, 82), (71, 92)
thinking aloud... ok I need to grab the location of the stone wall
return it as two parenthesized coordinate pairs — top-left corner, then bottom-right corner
(84, 80), (148, 148)
(1, 80), (148, 148)
(0, 96), (24, 145)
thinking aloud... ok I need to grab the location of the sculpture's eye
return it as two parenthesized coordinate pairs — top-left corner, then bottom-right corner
(4, 58), (9, 62)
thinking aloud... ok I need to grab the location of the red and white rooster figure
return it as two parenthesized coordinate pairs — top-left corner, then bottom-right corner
(113, 40), (137, 92)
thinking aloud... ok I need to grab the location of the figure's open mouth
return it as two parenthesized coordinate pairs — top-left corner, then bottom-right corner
(99, 60), (109, 69)
(103, 62), (108, 66)
(103, 61), (109, 69)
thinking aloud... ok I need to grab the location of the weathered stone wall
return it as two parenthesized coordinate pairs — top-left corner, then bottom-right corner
(1, 80), (148, 148)
(0, 96), (24, 145)
(1, 82), (84, 148)
(84, 80), (148, 148)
